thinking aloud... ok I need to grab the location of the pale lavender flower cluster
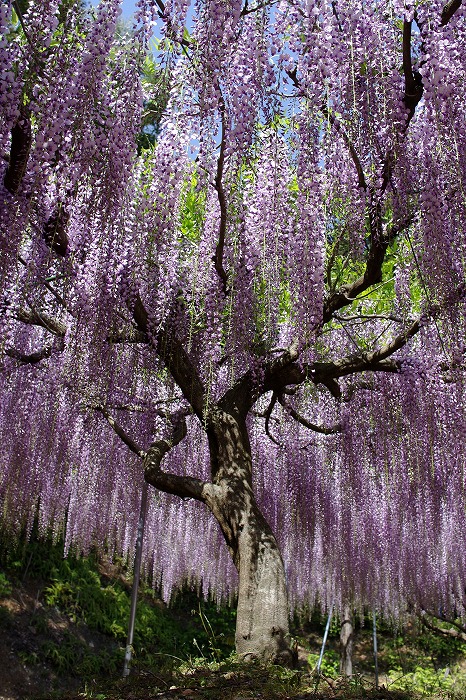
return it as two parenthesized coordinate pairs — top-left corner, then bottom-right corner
(1, 0), (466, 624)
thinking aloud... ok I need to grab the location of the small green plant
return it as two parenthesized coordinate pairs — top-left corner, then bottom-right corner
(265, 663), (302, 693)
(0, 532), (237, 684)
(0, 571), (12, 597)
(196, 603), (225, 661)
(40, 631), (122, 677)
(18, 650), (40, 666)
(307, 649), (340, 677)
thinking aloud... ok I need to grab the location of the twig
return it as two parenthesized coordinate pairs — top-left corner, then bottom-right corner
(264, 392), (281, 445)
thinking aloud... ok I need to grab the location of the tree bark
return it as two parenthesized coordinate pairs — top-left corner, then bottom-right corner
(339, 605), (353, 676)
(143, 407), (294, 664)
(233, 504), (291, 664)
(205, 410), (293, 665)
(228, 493), (291, 664)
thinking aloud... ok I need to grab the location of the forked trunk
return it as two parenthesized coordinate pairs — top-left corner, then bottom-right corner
(206, 410), (293, 665)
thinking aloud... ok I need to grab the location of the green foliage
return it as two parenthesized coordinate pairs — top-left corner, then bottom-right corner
(387, 664), (455, 695)
(137, 53), (170, 153)
(5, 535), (466, 698)
(416, 622), (466, 661)
(307, 649), (340, 677)
(0, 571), (12, 597)
(0, 532), (236, 684)
(380, 619), (466, 696)
(180, 173), (207, 244)
(170, 586), (237, 659)
(41, 633), (121, 676)
(36, 551), (233, 659)
(43, 568), (129, 640)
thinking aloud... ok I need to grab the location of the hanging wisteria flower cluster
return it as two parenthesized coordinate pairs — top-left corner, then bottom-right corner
(1, 0), (466, 638)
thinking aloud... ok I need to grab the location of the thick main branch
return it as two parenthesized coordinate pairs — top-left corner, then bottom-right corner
(131, 295), (207, 419)
(97, 404), (211, 502)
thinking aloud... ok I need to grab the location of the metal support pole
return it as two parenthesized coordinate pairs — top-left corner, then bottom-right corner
(123, 481), (149, 677)
(316, 603), (334, 673)
(373, 610), (379, 688)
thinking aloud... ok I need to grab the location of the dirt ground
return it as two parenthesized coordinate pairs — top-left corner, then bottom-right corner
(0, 580), (116, 699)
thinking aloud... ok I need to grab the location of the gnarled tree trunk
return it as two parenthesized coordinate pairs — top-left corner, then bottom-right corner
(206, 410), (293, 665)
(144, 407), (293, 665)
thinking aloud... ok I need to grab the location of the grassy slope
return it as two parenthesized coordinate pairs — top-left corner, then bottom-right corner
(1, 535), (466, 700)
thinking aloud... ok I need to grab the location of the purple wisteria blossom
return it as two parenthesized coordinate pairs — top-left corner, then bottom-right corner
(1, 0), (466, 663)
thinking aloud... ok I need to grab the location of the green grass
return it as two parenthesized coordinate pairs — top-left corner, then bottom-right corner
(0, 532), (236, 684)
(2, 531), (466, 699)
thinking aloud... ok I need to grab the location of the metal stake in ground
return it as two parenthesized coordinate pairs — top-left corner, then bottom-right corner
(316, 603), (334, 674)
(373, 610), (379, 688)
(123, 481), (149, 677)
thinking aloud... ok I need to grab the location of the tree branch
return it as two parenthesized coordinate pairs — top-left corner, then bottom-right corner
(277, 394), (342, 434)
(440, 0), (462, 25)
(4, 105), (32, 195)
(153, 0), (166, 16)
(331, 1), (343, 32)
(95, 406), (146, 458)
(240, 0), (279, 15)
(312, 318), (420, 383)
(143, 417), (209, 501)
(420, 612), (466, 642)
(108, 327), (148, 344)
(264, 392), (281, 445)
(402, 20), (424, 124)
(15, 308), (66, 337)
(323, 213), (416, 323)
(287, 65), (367, 191)
(286, 70), (414, 324)
(131, 294), (207, 419)
(12, 1), (44, 63)
(17, 256), (72, 313)
(260, 319), (419, 400)
(43, 205), (69, 257)
(219, 339), (300, 416)
(213, 86), (229, 294)
(334, 313), (406, 324)
(4, 332), (65, 366)
(95, 406), (209, 503)
(321, 104), (367, 189)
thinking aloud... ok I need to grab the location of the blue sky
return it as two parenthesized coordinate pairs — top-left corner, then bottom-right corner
(121, 0), (137, 17)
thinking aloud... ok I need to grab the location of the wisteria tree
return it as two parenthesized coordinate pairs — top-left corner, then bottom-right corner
(1, 0), (466, 665)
